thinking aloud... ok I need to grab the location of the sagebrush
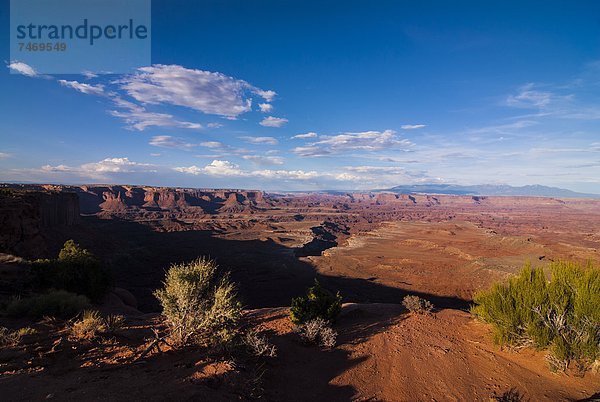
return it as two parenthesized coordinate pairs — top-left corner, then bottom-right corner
(154, 258), (242, 348)
(290, 279), (342, 324)
(472, 261), (600, 372)
(402, 295), (434, 314)
(295, 317), (337, 348)
(243, 330), (277, 357)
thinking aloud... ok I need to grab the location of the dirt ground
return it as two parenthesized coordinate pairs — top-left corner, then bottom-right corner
(1, 304), (598, 401)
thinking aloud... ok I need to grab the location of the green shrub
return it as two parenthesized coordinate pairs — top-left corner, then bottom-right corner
(472, 261), (600, 372)
(154, 258), (242, 348)
(290, 279), (342, 325)
(32, 240), (111, 301)
(5, 290), (91, 318)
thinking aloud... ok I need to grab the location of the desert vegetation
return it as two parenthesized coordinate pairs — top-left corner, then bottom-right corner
(32, 240), (112, 302)
(154, 257), (242, 348)
(290, 279), (342, 324)
(5, 289), (91, 318)
(473, 260), (600, 372)
(0, 326), (35, 348)
(70, 310), (125, 341)
(294, 317), (337, 348)
(402, 295), (434, 314)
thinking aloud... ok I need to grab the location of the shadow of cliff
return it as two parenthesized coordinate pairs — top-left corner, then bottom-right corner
(44, 216), (470, 312)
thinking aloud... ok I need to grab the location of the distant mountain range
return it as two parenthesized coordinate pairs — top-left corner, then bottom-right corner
(382, 184), (600, 199)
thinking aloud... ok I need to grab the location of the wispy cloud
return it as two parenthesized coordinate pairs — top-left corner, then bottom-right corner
(292, 132), (318, 139)
(239, 136), (279, 145)
(242, 155), (285, 166)
(401, 124), (426, 130)
(110, 97), (202, 131)
(293, 129), (413, 157)
(58, 80), (105, 96)
(149, 136), (197, 150)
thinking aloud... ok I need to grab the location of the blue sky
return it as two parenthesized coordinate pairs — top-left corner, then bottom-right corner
(1, 0), (600, 192)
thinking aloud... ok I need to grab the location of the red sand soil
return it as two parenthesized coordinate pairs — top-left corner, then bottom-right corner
(1, 304), (598, 401)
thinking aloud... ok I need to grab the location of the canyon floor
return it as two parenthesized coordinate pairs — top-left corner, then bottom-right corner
(1, 186), (599, 400)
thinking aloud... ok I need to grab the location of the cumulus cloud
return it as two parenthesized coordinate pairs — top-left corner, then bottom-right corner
(174, 160), (319, 181)
(401, 124), (426, 130)
(293, 129), (413, 157)
(58, 80), (105, 96)
(8, 61), (37, 77)
(149, 135), (197, 150)
(258, 103), (273, 113)
(117, 64), (276, 118)
(79, 157), (153, 173)
(242, 155), (285, 166)
(175, 160), (243, 177)
(239, 136), (279, 145)
(292, 132), (318, 139)
(260, 116), (288, 127)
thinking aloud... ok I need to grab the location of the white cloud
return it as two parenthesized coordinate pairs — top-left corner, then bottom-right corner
(293, 129), (413, 157)
(401, 124), (426, 130)
(175, 160), (243, 177)
(110, 97), (202, 131)
(8, 61), (37, 77)
(258, 103), (273, 113)
(0, 152), (11, 159)
(207, 122), (223, 128)
(149, 136), (197, 150)
(39, 157), (155, 178)
(254, 90), (276, 102)
(292, 132), (318, 139)
(118, 64), (276, 118)
(242, 155), (285, 166)
(260, 116), (288, 127)
(79, 157), (152, 173)
(82, 71), (98, 79)
(175, 160), (318, 181)
(507, 84), (552, 108)
(200, 141), (224, 148)
(239, 136), (279, 145)
(58, 80), (105, 96)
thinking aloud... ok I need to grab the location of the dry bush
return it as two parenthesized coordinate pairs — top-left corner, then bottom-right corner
(489, 387), (524, 402)
(104, 314), (125, 333)
(473, 261), (600, 373)
(154, 258), (242, 348)
(295, 317), (337, 348)
(0, 326), (35, 348)
(243, 330), (277, 357)
(402, 295), (434, 314)
(71, 310), (105, 340)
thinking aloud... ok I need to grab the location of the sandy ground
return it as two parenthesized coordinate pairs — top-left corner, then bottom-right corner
(1, 304), (598, 401)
